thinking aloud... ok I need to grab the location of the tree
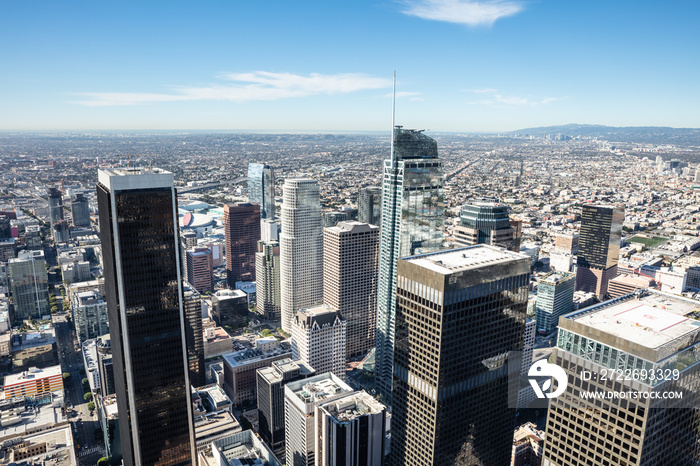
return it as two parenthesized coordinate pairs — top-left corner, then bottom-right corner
(62, 372), (71, 380)
(260, 329), (272, 337)
(84, 392), (93, 402)
(97, 457), (110, 466)
(88, 401), (96, 411)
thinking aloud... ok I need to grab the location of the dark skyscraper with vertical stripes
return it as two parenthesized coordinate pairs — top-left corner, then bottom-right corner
(224, 203), (261, 286)
(97, 168), (196, 466)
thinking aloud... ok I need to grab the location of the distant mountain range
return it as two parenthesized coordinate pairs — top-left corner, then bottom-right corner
(510, 124), (700, 146)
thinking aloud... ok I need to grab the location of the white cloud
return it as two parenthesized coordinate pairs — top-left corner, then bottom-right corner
(74, 72), (392, 107)
(466, 88), (565, 107)
(401, 0), (523, 27)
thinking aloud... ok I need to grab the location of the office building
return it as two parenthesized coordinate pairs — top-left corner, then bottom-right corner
(0, 215), (11, 239)
(554, 233), (579, 255)
(205, 430), (282, 466)
(248, 163), (276, 220)
(322, 211), (348, 228)
(535, 271), (575, 334)
(280, 179), (323, 332)
(315, 390), (386, 466)
(183, 281), (205, 388)
(221, 341), (292, 405)
(512, 422), (545, 466)
(186, 247), (213, 293)
(257, 358), (315, 457)
(291, 305), (346, 380)
(256, 240), (281, 320)
(97, 168), (196, 466)
(62, 260), (91, 284)
(9, 250), (49, 320)
(284, 373), (353, 466)
(96, 335), (115, 397)
(575, 204), (624, 298)
(543, 290), (700, 466)
(375, 127), (445, 404)
(323, 221), (379, 358)
(52, 220), (70, 243)
(47, 188), (64, 238)
(211, 289), (248, 329)
(72, 289), (109, 343)
(607, 274), (654, 299)
(71, 193), (91, 227)
(261, 219), (280, 242)
(454, 201), (520, 251)
(391, 246), (530, 466)
(224, 203), (260, 286)
(2, 365), (63, 399)
(358, 186), (381, 226)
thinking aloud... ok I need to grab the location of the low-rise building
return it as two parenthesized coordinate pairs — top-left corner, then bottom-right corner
(11, 326), (58, 369)
(204, 327), (233, 359)
(2, 365), (63, 399)
(222, 342), (292, 405)
(511, 422), (545, 466)
(200, 429), (282, 466)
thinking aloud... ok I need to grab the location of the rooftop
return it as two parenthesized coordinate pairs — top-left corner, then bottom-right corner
(402, 245), (530, 274)
(289, 373), (352, 405)
(222, 343), (291, 368)
(567, 291), (700, 351)
(539, 271), (575, 285)
(317, 390), (385, 423)
(4, 365), (62, 386)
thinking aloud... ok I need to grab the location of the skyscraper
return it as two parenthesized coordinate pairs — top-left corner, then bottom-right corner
(575, 204), (624, 298)
(248, 163), (276, 220)
(357, 186), (381, 226)
(454, 201), (520, 251)
(290, 304), (346, 380)
(375, 127), (444, 404)
(279, 178), (323, 332)
(534, 271), (575, 334)
(543, 290), (700, 466)
(185, 247), (213, 293)
(71, 193), (91, 227)
(72, 289), (109, 343)
(390, 246), (530, 465)
(224, 203), (260, 286)
(9, 249), (49, 321)
(255, 240), (281, 321)
(47, 187), (64, 238)
(97, 168), (196, 466)
(183, 281), (205, 388)
(323, 221), (379, 358)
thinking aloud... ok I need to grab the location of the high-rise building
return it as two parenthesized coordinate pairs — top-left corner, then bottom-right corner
(358, 186), (381, 226)
(183, 281), (205, 388)
(390, 246), (530, 465)
(323, 221), (379, 359)
(248, 163), (276, 220)
(280, 178), (323, 332)
(96, 334), (115, 398)
(575, 204), (624, 298)
(284, 373), (354, 466)
(185, 247), (213, 293)
(71, 193), (91, 227)
(543, 290), (700, 466)
(255, 240), (281, 321)
(72, 289), (109, 344)
(97, 168), (196, 466)
(291, 305), (346, 380)
(211, 289), (248, 329)
(47, 187), (64, 238)
(256, 358), (315, 458)
(454, 201), (520, 251)
(315, 390), (386, 466)
(322, 211), (349, 228)
(554, 232), (579, 255)
(0, 215), (11, 239)
(52, 219), (70, 243)
(224, 203), (260, 286)
(534, 271), (575, 334)
(9, 249), (49, 321)
(375, 127), (445, 404)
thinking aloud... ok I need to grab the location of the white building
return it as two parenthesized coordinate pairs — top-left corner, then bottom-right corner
(72, 289), (109, 343)
(655, 267), (688, 294)
(291, 305), (346, 381)
(279, 179), (323, 332)
(284, 373), (353, 466)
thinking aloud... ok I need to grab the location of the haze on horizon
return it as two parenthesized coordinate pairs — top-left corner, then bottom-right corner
(2, 1), (699, 132)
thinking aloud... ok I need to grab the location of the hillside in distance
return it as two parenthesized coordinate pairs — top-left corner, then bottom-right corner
(511, 124), (700, 146)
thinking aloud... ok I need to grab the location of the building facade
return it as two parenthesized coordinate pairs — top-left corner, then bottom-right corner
(211, 289), (248, 329)
(357, 186), (381, 226)
(222, 342), (292, 405)
(186, 247), (213, 293)
(255, 240), (281, 321)
(454, 201), (520, 251)
(97, 168), (196, 466)
(535, 271), (575, 334)
(375, 127), (445, 405)
(72, 289), (109, 343)
(71, 193), (91, 227)
(9, 250), (49, 321)
(280, 179), (324, 332)
(391, 246), (530, 466)
(247, 163), (276, 220)
(291, 305), (346, 380)
(224, 203), (260, 286)
(575, 204), (624, 298)
(323, 221), (379, 359)
(183, 281), (205, 387)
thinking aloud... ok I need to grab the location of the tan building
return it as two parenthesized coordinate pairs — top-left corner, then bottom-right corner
(607, 274), (653, 298)
(511, 422), (545, 466)
(323, 221), (379, 358)
(554, 233), (579, 254)
(222, 342), (291, 405)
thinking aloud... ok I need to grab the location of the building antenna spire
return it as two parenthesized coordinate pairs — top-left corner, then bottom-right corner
(390, 71), (396, 168)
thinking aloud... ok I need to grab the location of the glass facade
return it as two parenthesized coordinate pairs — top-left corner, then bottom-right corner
(358, 186), (381, 226)
(577, 205), (624, 269)
(375, 127), (444, 405)
(534, 271), (575, 334)
(248, 163), (276, 220)
(97, 169), (195, 466)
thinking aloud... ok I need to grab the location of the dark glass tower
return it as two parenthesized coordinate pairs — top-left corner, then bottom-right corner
(97, 168), (196, 466)
(248, 163), (276, 220)
(454, 201), (519, 252)
(391, 246), (530, 465)
(71, 193), (91, 227)
(224, 203), (261, 286)
(575, 204), (624, 298)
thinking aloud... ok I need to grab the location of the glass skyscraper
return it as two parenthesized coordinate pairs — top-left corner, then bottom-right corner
(97, 168), (196, 466)
(375, 127), (444, 405)
(248, 163), (276, 220)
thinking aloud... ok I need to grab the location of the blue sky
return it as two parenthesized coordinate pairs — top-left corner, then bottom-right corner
(2, 0), (699, 132)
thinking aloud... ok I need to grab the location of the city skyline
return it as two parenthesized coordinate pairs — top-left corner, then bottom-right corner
(3, 1), (700, 132)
